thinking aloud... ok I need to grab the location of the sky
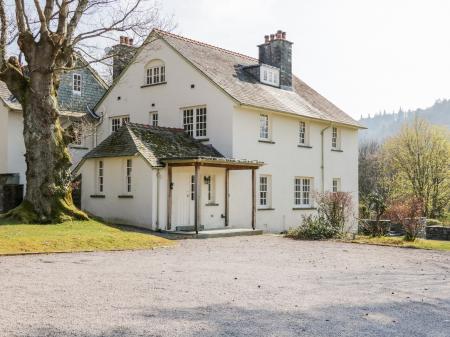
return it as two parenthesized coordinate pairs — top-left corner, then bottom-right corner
(160, 0), (450, 120)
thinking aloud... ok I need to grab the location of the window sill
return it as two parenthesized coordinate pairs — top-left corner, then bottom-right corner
(195, 138), (209, 142)
(258, 139), (275, 144)
(331, 149), (343, 152)
(90, 195), (105, 199)
(118, 195), (134, 199)
(258, 207), (275, 211)
(140, 82), (167, 88)
(297, 144), (312, 149)
(205, 203), (219, 206)
(292, 207), (317, 210)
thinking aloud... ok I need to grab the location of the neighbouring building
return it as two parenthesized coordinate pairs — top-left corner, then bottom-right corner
(73, 29), (363, 233)
(0, 58), (108, 187)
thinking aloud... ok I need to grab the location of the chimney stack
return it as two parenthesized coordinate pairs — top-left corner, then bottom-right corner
(109, 36), (136, 80)
(258, 30), (293, 89)
(264, 35), (269, 44)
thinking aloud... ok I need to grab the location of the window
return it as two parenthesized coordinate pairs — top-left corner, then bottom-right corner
(145, 60), (165, 85)
(150, 112), (158, 126)
(111, 116), (130, 132)
(259, 114), (269, 140)
(73, 73), (81, 94)
(332, 178), (341, 193)
(294, 177), (312, 207)
(299, 121), (307, 145)
(332, 126), (340, 149)
(259, 175), (272, 207)
(98, 160), (104, 193)
(183, 107), (207, 138)
(126, 159), (132, 193)
(260, 64), (280, 86)
(191, 175), (195, 201)
(204, 175), (215, 203)
(71, 121), (83, 145)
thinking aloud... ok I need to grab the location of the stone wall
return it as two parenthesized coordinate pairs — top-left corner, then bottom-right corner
(426, 226), (450, 241)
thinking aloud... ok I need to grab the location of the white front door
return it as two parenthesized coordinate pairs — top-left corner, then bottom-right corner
(173, 172), (195, 227)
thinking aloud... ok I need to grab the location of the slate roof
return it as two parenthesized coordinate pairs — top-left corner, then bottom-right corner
(83, 123), (223, 167)
(153, 30), (362, 128)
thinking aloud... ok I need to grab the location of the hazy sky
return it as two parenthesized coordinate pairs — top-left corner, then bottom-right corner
(161, 0), (450, 119)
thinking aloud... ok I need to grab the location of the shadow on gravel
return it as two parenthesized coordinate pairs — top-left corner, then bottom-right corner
(18, 299), (450, 337)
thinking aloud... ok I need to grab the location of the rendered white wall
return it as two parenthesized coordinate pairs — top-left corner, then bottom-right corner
(0, 104), (8, 173)
(79, 155), (154, 228)
(7, 110), (26, 185)
(95, 38), (235, 157)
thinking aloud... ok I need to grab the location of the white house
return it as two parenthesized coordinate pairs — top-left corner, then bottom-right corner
(75, 29), (363, 233)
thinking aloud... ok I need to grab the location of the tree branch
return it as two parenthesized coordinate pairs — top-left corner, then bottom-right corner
(0, 0), (7, 67)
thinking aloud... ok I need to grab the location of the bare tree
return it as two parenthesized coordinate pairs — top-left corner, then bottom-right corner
(0, 0), (172, 222)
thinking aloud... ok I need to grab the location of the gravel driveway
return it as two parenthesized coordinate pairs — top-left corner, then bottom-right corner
(1, 235), (450, 337)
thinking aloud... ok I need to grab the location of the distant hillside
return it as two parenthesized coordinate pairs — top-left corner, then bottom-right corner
(359, 99), (450, 142)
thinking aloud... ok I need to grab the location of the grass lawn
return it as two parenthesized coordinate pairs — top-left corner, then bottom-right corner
(0, 217), (173, 255)
(348, 235), (450, 252)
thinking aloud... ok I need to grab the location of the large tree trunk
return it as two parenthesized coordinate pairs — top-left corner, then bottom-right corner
(7, 70), (87, 223)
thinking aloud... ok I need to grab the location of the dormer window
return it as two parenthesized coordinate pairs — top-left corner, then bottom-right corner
(260, 64), (279, 87)
(144, 60), (166, 86)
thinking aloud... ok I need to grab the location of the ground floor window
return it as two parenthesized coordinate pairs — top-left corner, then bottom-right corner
(97, 160), (104, 193)
(259, 175), (272, 208)
(126, 159), (132, 193)
(332, 178), (341, 193)
(150, 111), (158, 126)
(295, 177), (312, 207)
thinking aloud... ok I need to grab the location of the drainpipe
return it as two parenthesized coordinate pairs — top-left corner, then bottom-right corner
(156, 168), (161, 230)
(320, 124), (332, 193)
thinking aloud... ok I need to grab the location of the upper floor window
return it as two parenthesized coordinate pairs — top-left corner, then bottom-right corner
(332, 126), (341, 150)
(260, 64), (280, 87)
(259, 114), (270, 140)
(150, 111), (158, 126)
(145, 60), (166, 85)
(332, 178), (341, 193)
(259, 174), (272, 208)
(298, 121), (309, 146)
(183, 106), (207, 139)
(294, 177), (313, 207)
(111, 115), (130, 132)
(73, 73), (81, 94)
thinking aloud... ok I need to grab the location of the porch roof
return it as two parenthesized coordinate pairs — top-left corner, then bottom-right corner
(163, 156), (264, 169)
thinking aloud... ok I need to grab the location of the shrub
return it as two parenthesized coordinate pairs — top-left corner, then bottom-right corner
(385, 197), (425, 241)
(316, 192), (353, 234)
(359, 219), (390, 237)
(427, 219), (442, 227)
(286, 215), (339, 240)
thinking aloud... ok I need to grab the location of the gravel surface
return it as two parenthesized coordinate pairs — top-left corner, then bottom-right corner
(1, 235), (450, 337)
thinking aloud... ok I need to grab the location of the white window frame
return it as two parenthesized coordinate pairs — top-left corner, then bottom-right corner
(125, 159), (132, 194)
(111, 115), (130, 132)
(73, 73), (82, 94)
(332, 178), (341, 193)
(259, 114), (270, 140)
(150, 111), (158, 126)
(97, 160), (104, 194)
(332, 126), (341, 150)
(294, 177), (313, 207)
(145, 65), (166, 85)
(259, 174), (272, 208)
(182, 106), (207, 139)
(298, 120), (309, 146)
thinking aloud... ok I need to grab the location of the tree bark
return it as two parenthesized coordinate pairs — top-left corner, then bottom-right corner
(7, 69), (87, 223)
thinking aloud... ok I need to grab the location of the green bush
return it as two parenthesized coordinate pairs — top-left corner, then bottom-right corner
(286, 215), (340, 240)
(427, 219), (442, 226)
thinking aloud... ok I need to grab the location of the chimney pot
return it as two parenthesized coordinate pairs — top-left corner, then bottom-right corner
(264, 35), (269, 43)
(129, 38), (134, 46)
(270, 34), (275, 41)
(282, 32), (286, 40)
(276, 30), (282, 39)
(124, 36), (129, 45)
(120, 36), (125, 44)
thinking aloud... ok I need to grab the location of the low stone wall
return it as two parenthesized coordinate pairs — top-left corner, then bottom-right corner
(426, 226), (450, 241)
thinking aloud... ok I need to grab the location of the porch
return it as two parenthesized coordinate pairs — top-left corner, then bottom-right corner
(164, 157), (264, 234)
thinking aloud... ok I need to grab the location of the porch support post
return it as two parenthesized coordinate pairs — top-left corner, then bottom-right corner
(167, 165), (172, 230)
(251, 168), (256, 230)
(194, 163), (200, 235)
(225, 168), (229, 227)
